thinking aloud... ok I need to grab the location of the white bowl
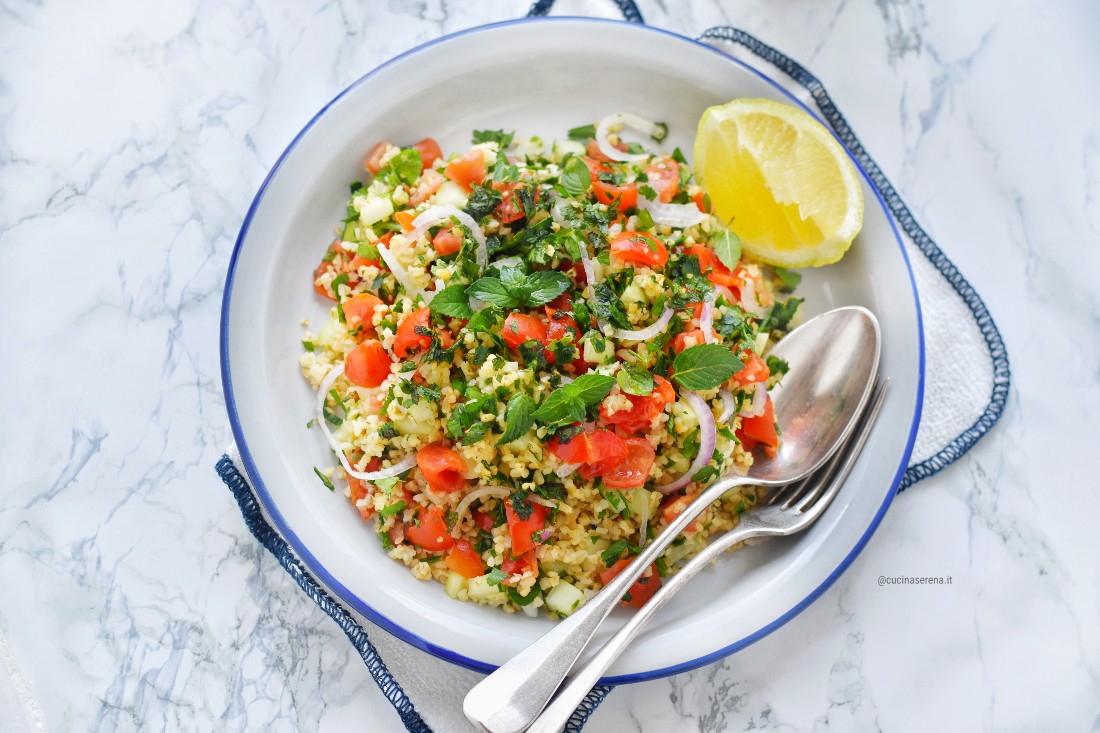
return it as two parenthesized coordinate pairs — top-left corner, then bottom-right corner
(221, 17), (923, 682)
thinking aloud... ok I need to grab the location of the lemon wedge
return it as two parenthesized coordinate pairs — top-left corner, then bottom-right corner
(694, 98), (864, 268)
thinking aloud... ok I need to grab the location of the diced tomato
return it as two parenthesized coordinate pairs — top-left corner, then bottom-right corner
(692, 191), (710, 213)
(409, 168), (444, 206)
(582, 156), (610, 178)
(342, 293), (383, 338)
(412, 137), (443, 171)
(393, 307), (431, 358)
(737, 395), (779, 456)
(344, 341), (392, 388)
(432, 227), (462, 256)
(599, 557), (662, 608)
(673, 329), (706, 354)
(492, 181), (539, 224)
(661, 494), (701, 532)
(444, 149), (486, 191)
(505, 500), (547, 556)
(473, 509), (495, 532)
(586, 137), (628, 163)
(395, 209), (417, 233)
(600, 375), (676, 433)
(445, 539), (485, 579)
(405, 506), (454, 551)
(689, 244), (740, 288)
(592, 179), (638, 211)
(364, 141), (390, 175)
(502, 313), (547, 352)
(577, 430), (629, 480)
(602, 437), (656, 489)
(547, 428), (597, 465)
(501, 550), (539, 580)
(610, 231), (668, 268)
(347, 458), (381, 520)
(545, 307), (579, 342)
(645, 158), (680, 203)
(734, 350), (770, 385)
(417, 444), (469, 493)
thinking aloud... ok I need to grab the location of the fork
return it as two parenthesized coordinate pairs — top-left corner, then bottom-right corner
(524, 378), (889, 733)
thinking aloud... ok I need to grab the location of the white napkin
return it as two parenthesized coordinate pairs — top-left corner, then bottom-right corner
(218, 17), (1010, 733)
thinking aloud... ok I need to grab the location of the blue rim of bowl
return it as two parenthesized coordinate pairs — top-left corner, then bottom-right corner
(220, 15), (924, 684)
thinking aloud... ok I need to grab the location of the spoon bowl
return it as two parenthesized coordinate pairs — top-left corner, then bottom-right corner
(463, 306), (882, 733)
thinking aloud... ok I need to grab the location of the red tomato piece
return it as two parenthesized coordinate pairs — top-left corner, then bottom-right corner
(492, 181), (539, 224)
(577, 430), (629, 480)
(582, 156), (610, 178)
(364, 141), (390, 175)
(734, 350), (770, 386)
(737, 395), (779, 456)
(547, 429), (596, 465)
(610, 231), (668, 268)
(661, 494), (701, 532)
(393, 307), (432, 358)
(501, 550), (539, 580)
(432, 227), (462, 256)
(585, 137), (628, 163)
(505, 500), (548, 556)
(600, 375), (676, 433)
(645, 158), (680, 203)
(445, 539), (485, 579)
(444, 149), (486, 191)
(501, 313), (547, 352)
(692, 191), (710, 213)
(344, 340), (393, 388)
(602, 437), (656, 489)
(342, 293), (383, 338)
(412, 137), (443, 171)
(672, 329), (706, 354)
(689, 244), (740, 288)
(416, 444), (469, 493)
(405, 506), (454, 551)
(409, 168), (444, 206)
(599, 557), (662, 608)
(592, 179), (639, 211)
(473, 509), (495, 532)
(544, 307), (579, 342)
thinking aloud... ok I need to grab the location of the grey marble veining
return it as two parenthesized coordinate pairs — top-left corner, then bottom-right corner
(1, 0), (1098, 731)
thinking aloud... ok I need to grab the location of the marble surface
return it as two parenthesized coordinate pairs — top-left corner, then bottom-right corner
(2, 0), (1098, 731)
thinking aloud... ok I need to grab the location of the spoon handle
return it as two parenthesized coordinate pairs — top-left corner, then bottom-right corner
(526, 521), (768, 733)
(462, 473), (752, 733)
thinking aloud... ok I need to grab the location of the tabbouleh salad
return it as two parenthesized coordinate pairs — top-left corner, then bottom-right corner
(299, 113), (803, 618)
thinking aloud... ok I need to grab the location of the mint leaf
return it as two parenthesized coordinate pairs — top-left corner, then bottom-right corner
(712, 230), (742, 271)
(428, 284), (473, 318)
(497, 394), (536, 445)
(379, 500), (406, 520)
(774, 267), (802, 290)
(617, 363), (654, 396)
(532, 390), (585, 425)
(519, 271), (570, 307)
(467, 278), (518, 309)
(561, 156), (592, 197)
(486, 568), (509, 587)
(472, 129), (515, 147)
(567, 123), (596, 142)
(384, 148), (422, 185)
(672, 344), (744, 390)
(567, 374), (616, 405)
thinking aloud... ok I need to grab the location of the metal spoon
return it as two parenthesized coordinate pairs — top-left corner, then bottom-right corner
(463, 306), (881, 733)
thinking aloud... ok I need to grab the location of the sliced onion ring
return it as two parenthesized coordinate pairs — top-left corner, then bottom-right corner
(595, 112), (662, 163)
(639, 197), (707, 228)
(451, 485), (512, 536)
(718, 388), (736, 423)
(405, 205), (488, 270)
(700, 298), (717, 344)
(376, 240), (416, 296)
(315, 363), (417, 481)
(656, 391), (717, 495)
(555, 462), (580, 478)
(611, 306), (674, 342)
